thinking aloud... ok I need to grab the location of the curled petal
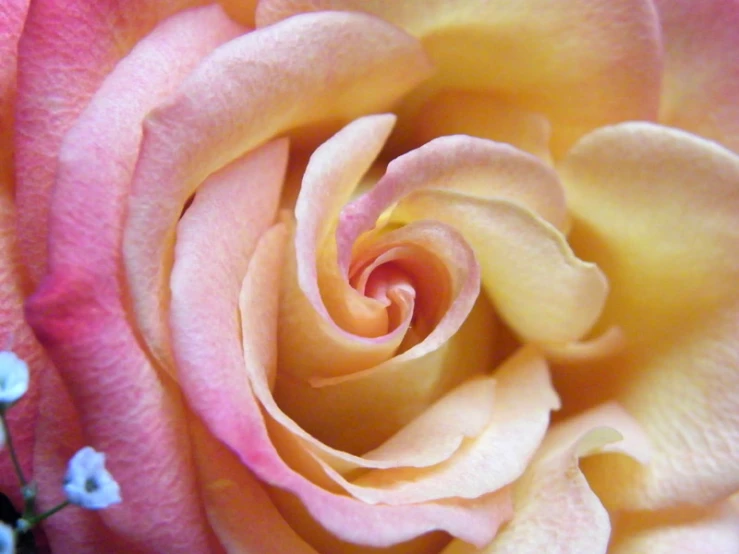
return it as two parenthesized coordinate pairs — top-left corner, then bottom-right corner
(559, 122), (739, 510)
(258, 0), (662, 155)
(442, 403), (651, 554)
(392, 192), (608, 345)
(182, 221), (512, 548)
(316, 348), (560, 505)
(25, 7), (241, 552)
(123, 12), (432, 368)
(14, 0), (204, 283)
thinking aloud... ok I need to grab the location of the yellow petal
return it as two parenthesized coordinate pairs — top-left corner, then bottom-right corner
(558, 123), (739, 510)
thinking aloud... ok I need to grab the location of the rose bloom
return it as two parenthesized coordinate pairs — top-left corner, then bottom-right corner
(1, 0), (738, 553)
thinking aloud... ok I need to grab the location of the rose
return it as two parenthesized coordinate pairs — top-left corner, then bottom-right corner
(1, 1), (738, 553)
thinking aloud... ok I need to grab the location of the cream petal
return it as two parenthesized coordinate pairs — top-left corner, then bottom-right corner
(558, 122), (739, 510)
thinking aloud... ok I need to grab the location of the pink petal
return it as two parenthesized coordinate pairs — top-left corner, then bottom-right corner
(258, 0), (662, 156)
(25, 6), (243, 552)
(122, 11), (432, 369)
(558, 123), (739, 510)
(14, 0), (207, 283)
(656, 0), (739, 153)
(0, 0), (28, 184)
(189, 417), (320, 554)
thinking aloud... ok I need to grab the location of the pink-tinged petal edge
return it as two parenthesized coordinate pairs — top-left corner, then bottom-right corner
(122, 11), (433, 371)
(655, 0), (739, 153)
(25, 5), (245, 553)
(14, 0), (205, 284)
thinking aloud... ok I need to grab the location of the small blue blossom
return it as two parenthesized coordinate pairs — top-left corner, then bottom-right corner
(0, 351), (30, 409)
(0, 522), (14, 554)
(63, 447), (121, 510)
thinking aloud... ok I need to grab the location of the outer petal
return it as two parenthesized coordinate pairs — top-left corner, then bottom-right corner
(441, 403), (651, 554)
(189, 417), (320, 554)
(610, 502), (739, 554)
(0, 0), (28, 185)
(14, 0), (204, 283)
(258, 0), (662, 156)
(25, 7), (243, 553)
(655, 0), (739, 153)
(122, 11), (433, 369)
(558, 123), (739, 510)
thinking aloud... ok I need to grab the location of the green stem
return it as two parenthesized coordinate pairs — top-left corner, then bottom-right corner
(0, 411), (27, 488)
(17, 501), (70, 532)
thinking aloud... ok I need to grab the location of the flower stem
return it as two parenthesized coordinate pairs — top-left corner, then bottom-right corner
(17, 501), (70, 532)
(0, 411), (27, 488)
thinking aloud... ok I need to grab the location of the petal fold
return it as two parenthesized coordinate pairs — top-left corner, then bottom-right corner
(258, 0), (662, 155)
(123, 12), (432, 368)
(559, 122), (739, 510)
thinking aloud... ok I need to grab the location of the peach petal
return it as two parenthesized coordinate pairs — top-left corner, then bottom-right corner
(392, 191), (609, 345)
(656, 0), (739, 153)
(443, 403), (651, 554)
(258, 0), (662, 156)
(274, 290), (496, 456)
(559, 123), (739, 510)
(256, 221), (485, 472)
(24, 7), (242, 552)
(285, 115), (400, 370)
(319, 348), (559, 505)
(340, 134), (568, 242)
(610, 502), (739, 554)
(537, 326), (626, 365)
(211, 223), (511, 548)
(189, 416), (320, 554)
(123, 12), (432, 368)
(14, 0), (205, 283)
(218, 0), (258, 26)
(409, 90), (553, 163)
(0, 0), (27, 185)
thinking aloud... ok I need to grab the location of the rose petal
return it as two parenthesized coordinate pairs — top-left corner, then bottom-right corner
(170, 136), (288, 433)
(219, 0), (258, 26)
(189, 416), (320, 554)
(123, 11), (432, 368)
(258, 0), (662, 156)
(0, 0), (28, 185)
(558, 122), (739, 510)
(280, 115), (403, 381)
(308, 348), (558, 506)
(610, 502), (739, 554)
(409, 90), (553, 163)
(391, 191), (609, 345)
(276, 288), (498, 457)
(442, 403), (651, 554)
(25, 7), (242, 552)
(210, 223), (511, 548)
(14, 0), (205, 283)
(655, 0), (739, 153)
